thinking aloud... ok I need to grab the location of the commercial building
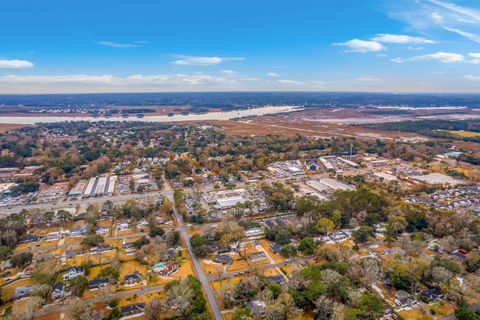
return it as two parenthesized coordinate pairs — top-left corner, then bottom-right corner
(68, 182), (85, 197)
(305, 180), (331, 193)
(84, 177), (96, 197)
(95, 177), (108, 195)
(411, 173), (463, 186)
(204, 189), (247, 209)
(107, 175), (116, 195)
(319, 178), (355, 191)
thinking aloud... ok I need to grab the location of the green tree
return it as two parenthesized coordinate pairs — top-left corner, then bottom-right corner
(455, 307), (480, 320)
(298, 237), (316, 255)
(280, 244), (297, 258)
(317, 217), (335, 235)
(353, 226), (375, 244)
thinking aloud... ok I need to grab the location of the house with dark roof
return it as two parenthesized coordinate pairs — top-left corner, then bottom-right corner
(14, 286), (32, 301)
(266, 275), (286, 285)
(89, 244), (114, 254)
(63, 266), (85, 281)
(19, 234), (41, 244)
(270, 243), (283, 254)
(214, 255), (233, 265)
(69, 225), (87, 237)
(124, 272), (142, 286)
(88, 278), (109, 290)
(395, 290), (417, 308)
(60, 248), (85, 261)
(52, 282), (65, 300)
(121, 303), (145, 318)
(419, 288), (442, 302)
(248, 251), (267, 261)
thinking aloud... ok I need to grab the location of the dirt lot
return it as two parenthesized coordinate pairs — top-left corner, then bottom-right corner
(199, 107), (480, 143)
(0, 123), (26, 132)
(202, 112), (428, 141)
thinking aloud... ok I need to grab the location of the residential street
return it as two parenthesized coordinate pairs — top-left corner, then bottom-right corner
(166, 192), (223, 320)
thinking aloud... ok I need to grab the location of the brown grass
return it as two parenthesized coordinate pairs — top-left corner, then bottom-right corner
(0, 123), (26, 132)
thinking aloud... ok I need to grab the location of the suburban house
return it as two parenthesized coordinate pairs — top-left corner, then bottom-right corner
(14, 286), (33, 301)
(89, 244), (114, 254)
(88, 278), (109, 290)
(270, 243), (283, 254)
(152, 262), (179, 276)
(69, 226), (87, 237)
(136, 219), (149, 228)
(214, 254), (233, 265)
(60, 248), (85, 262)
(395, 290), (417, 308)
(19, 234), (41, 244)
(266, 275), (286, 285)
(419, 288), (442, 302)
(93, 226), (110, 235)
(52, 282), (66, 300)
(121, 303), (145, 318)
(63, 266), (85, 281)
(116, 222), (130, 231)
(124, 272), (142, 285)
(248, 251), (267, 261)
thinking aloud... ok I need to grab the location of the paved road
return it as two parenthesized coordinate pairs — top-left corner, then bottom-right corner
(207, 255), (315, 281)
(36, 284), (165, 316)
(0, 190), (165, 215)
(166, 192), (223, 320)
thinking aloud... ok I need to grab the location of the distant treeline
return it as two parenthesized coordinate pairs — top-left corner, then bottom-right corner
(1, 92), (480, 110)
(362, 119), (480, 143)
(102, 108), (156, 114)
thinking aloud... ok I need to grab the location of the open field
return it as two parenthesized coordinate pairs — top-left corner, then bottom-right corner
(198, 107), (480, 144)
(439, 130), (480, 138)
(0, 123), (26, 132)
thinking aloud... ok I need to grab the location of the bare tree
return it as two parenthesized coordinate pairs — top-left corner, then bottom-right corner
(11, 296), (42, 320)
(145, 297), (166, 320)
(314, 296), (344, 320)
(64, 299), (99, 320)
(166, 279), (194, 318)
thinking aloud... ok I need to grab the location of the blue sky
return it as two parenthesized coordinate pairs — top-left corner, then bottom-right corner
(1, 0), (480, 93)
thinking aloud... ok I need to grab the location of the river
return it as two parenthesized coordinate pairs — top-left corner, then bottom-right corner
(0, 105), (301, 124)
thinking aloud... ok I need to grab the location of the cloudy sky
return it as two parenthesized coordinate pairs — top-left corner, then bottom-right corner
(1, 0), (480, 93)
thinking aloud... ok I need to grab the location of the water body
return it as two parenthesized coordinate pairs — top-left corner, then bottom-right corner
(0, 105), (301, 124)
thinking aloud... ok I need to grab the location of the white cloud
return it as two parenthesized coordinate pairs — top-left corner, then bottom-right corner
(392, 51), (465, 63)
(334, 39), (386, 53)
(428, 0), (480, 23)
(464, 75), (480, 80)
(267, 72), (280, 77)
(0, 74), (117, 84)
(278, 79), (304, 85)
(172, 55), (245, 66)
(372, 34), (434, 44)
(443, 27), (480, 43)
(220, 70), (237, 76)
(356, 77), (381, 82)
(386, 0), (480, 34)
(0, 59), (34, 69)
(431, 11), (444, 23)
(97, 41), (140, 48)
(468, 53), (480, 64)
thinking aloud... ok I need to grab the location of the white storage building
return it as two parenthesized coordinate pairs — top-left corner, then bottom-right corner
(84, 178), (97, 197)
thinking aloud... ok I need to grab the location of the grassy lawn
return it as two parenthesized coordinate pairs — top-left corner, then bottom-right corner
(1, 278), (32, 302)
(398, 309), (432, 320)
